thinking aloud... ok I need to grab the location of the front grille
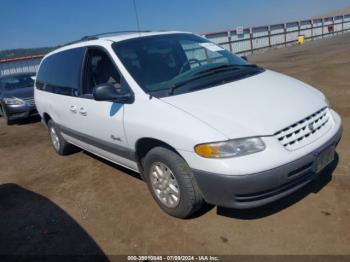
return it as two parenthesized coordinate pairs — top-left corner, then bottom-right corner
(23, 97), (35, 106)
(275, 107), (332, 151)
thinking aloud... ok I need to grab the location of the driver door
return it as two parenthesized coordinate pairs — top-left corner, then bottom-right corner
(76, 47), (137, 170)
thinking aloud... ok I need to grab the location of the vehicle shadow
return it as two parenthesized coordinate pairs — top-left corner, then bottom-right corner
(0, 183), (108, 260)
(84, 151), (216, 219)
(83, 151), (217, 219)
(216, 153), (339, 220)
(83, 151), (143, 181)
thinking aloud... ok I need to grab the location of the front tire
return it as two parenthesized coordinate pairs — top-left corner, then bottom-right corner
(47, 120), (77, 155)
(0, 106), (13, 125)
(3, 114), (14, 125)
(143, 147), (204, 218)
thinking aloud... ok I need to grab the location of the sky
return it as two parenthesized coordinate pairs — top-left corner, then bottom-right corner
(1, 0), (350, 50)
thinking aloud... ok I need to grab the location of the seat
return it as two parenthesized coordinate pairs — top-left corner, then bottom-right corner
(93, 55), (122, 93)
(94, 57), (120, 86)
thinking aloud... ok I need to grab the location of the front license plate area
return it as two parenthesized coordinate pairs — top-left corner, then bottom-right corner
(314, 145), (335, 173)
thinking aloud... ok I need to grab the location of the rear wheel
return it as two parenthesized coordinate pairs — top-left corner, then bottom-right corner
(48, 120), (77, 155)
(143, 147), (204, 218)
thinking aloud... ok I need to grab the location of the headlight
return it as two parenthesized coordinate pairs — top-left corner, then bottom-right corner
(195, 137), (265, 158)
(3, 97), (25, 106)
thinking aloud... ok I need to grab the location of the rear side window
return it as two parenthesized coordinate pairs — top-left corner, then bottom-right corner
(36, 47), (85, 96)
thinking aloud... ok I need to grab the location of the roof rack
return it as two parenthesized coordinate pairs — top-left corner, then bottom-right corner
(82, 30), (152, 39)
(63, 30), (152, 47)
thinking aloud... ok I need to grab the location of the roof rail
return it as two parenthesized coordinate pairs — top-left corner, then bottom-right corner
(82, 30), (152, 39)
(63, 30), (152, 47)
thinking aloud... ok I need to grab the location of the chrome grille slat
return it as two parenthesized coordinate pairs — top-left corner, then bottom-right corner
(276, 111), (328, 140)
(275, 107), (332, 151)
(282, 118), (329, 147)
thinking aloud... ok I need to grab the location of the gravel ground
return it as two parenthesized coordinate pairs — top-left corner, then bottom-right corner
(0, 33), (349, 257)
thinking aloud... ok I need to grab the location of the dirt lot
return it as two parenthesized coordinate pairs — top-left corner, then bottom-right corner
(0, 33), (350, 257)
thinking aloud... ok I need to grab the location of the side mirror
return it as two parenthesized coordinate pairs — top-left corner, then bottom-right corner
(241, 56), (248, 62)
(93, 84), (134, 104)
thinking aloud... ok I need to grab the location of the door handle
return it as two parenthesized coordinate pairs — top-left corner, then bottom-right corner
(79, 107), (87, 116)
(69, 105), (77, 113)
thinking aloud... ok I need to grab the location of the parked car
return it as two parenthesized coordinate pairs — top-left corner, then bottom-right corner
(34, 31), (342, 218)
(0, 72), (38, 125)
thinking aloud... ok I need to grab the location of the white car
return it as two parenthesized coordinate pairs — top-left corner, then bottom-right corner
(34, 31), (342, 218)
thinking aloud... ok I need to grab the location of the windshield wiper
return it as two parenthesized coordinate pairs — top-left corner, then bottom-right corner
(168, 73), (215, 95)
(194, 64), (258, 76)
(168, 64), (259, 95)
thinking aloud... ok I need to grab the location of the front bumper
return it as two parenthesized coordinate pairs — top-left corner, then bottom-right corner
(4, 104), (38, 121)
(192, 126), (342, 209)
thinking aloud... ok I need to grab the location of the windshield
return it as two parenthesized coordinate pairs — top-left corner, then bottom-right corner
(0, 73), (35, 90)
(112, 33), (263, 97)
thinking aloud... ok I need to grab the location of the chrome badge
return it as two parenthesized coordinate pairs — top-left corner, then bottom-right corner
(308, 123), (315, 132)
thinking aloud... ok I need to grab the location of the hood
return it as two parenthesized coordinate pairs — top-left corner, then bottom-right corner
(3, 86), (34, 99)
(160, 70), (327, 139)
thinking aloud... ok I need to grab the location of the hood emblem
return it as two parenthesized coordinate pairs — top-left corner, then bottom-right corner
(308, 123), (315, 132)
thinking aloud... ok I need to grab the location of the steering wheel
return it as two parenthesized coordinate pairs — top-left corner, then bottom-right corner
(179, 59), (202, 74)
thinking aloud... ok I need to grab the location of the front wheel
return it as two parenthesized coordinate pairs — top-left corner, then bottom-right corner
(143, 147), (204, 218)
(3, 113), (13, 125)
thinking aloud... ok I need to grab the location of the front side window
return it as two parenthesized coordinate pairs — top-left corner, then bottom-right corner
(82, 48), (127, 96)
(36, 47), (85, 96)
(0, 73), (35, 90)
(113, 33), (264, 97)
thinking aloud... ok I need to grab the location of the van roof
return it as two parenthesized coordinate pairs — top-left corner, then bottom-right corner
(101, 30), (188, 42)
(47, 31), (191, 57)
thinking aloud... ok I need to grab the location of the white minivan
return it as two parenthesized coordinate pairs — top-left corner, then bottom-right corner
(35, 31), (342, 218)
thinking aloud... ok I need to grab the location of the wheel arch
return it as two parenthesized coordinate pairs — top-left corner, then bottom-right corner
(42, 112), (52, 126)
(134, 137), (183, 174)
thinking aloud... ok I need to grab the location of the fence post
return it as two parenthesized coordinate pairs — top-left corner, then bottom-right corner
(342, 15), (344, 34)
(284, 24), (287, 47)
(332, 16), (335, 35)
(311, 20), (314, 40)
(268, 26), (271, 47)
(227, 31), (232, 52)
(322, 18), (324, 38)
(249, 28), (253, 54)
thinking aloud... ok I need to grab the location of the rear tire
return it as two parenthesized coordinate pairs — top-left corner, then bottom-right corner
(47, 120), (77, 155)
(143, 147), (204, 218)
